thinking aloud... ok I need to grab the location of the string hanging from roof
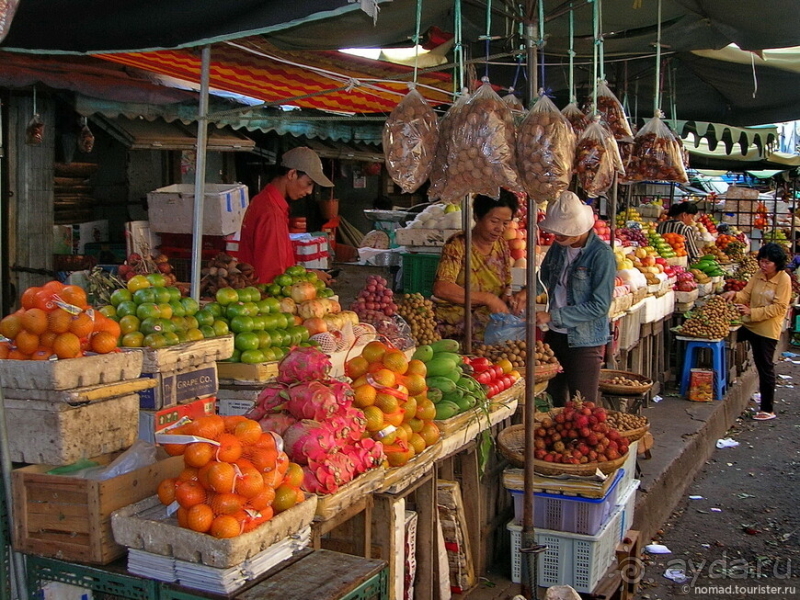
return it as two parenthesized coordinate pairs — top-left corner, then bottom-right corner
(591, 0), (604, 111)
(412, 0), (423, 85)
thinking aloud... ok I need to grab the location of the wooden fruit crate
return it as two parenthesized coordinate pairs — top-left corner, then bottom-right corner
(12, 452), (184, 565)
(138, 335), (234, 372)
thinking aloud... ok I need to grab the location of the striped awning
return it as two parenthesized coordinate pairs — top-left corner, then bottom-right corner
(98, 37), (453, 115)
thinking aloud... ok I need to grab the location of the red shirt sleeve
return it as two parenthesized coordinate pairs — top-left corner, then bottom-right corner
(239, 191), (295, 284)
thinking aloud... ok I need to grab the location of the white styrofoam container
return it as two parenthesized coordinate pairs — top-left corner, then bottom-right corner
(618, 479), (641, 539)
(0, 350), (143, 391)
(508, 502), (624, 592)
(147, 183), (249, 236)
(662, 290), (676, 317)
(639, 296), (658, 324)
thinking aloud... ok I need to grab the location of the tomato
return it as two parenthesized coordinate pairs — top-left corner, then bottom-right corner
(502, 375), (514, 390)
(494, 365), (504, 379)
(461, 355), (472, 365)
(471, 357), (491, 373)
(476, 371), (492, 385)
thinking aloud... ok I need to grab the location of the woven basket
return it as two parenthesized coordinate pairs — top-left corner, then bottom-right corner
(496, 423), (628, 475)
(533, 362), (561, 383)
(619, 423), (650, 442)
(598, 369), (653, 395)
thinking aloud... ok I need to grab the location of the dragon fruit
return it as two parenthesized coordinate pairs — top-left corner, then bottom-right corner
(302, 453), (357, 494)
(328, 407), (367, 444)
(257, 412), (297, 437)
(327, 379), (354, 408)
(347, 438), (385, 474)
(277, 347), (332, 384)
(282, 419), (339, 464)
(286, 381), (339, 421)
(245, 383), (289, 421)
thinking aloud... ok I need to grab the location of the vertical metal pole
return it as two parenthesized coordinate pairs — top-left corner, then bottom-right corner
(606, 173), (618, 370)
(463, 195), (472, 352)
(521, 18), (540, 600)
(190, 45), (211, 303)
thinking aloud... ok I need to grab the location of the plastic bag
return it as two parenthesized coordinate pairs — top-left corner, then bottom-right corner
(574, 119), (625, 197)
(502, 90), (528, 125)
(595, 80), (634, 141)
(484, 312), (526, 345)
(383, 87), (439, 193)
(65, 440), (159, 480)
(561, 102), (590, 136)
(374, 314), (415, 350)
(428, 91), (470, 202)
(26, 113), (44, 146)
(78, 122), (95, 154)
(516, 92), (576, 201)
(441, 79), (522, 203)
(623, 114), (688, 183)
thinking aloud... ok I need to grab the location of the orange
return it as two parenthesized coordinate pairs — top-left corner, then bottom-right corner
(404, 373), (427, 396)
(32, 289), (57, 311)
(415, 398), (437, 421)
(401, 396), (417, 422)
(371, 368), (396, 389)
(374, 393), (399, 414)
(361, 340), (387, 364)
(406, 359), (427, 377)
(382, 350), (409, 375)
(283, 462), (304, 488)
(215, 433), (243, 463)
(31, 348), (53, 361)
(408, 433), (426, 455)
(235, 466), (265, 498)
(176, 507), (190, 528)
(210, 515), (241, 538)
(59, 285), (88, 309)
(7, 349), (30, 360)
(157, 478), (178, 505)
(47, 309), (72, 334)
(20, 286), (42, 310)
(174, 480), (207, 509)
(197, 460), (220, 490)
(418, 422), (441, 447)
(251, 432), (277, 452)
(52, 332), (81, 359)
(275, 451), (289, 476)
(90, 331), (118, 354)
(243, 506), (273, 531)
(189, 415), (225, 440)
(233, 420), (262, 446)
(21, 308), (48, 335)
(247, 486), (276, 511)
(383, 409), (405, 428)
(407, 417), (424, 433)
(272, 484), (300, 513)
(0, 314), (22, 339)
(42, 280), (65, 294)
(262, 468), (284, 488)
(222, 415), (248, 434)
(249, 446), (278, 473)
(68, 312), (94, 338)
(16, 330), (41, 355)
(352, 384), (377, 408)
(184, 442), (215, 468)
(186, 503), (214, 533)
(207, 461), (237, 494)
(178, 467), (199, 483)
(0, 342), (10, 359)
(363, 406), (385, 432)
(344, 355), (370, 379)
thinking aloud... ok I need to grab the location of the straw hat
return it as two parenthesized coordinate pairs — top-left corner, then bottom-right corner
(539, 191), (594, 237)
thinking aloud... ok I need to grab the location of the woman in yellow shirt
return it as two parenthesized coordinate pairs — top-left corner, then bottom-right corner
(722, 243), (792, 421)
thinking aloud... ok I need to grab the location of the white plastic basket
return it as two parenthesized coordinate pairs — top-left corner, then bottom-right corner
(508, 502), (624, 592)
(509, 469), (624, 535)
(618, 479), (641, 539)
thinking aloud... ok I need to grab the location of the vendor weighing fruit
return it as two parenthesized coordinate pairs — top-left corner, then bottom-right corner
(238, 147), (334, 286)
(432, 190), (527, 343)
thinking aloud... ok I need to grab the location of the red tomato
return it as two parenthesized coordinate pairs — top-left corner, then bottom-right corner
(494, 365), (504, 378)
(471, 357), (491, 373)
(502, 375), (514, 389)
(476, 371), (493, 385)
(486, 384), (497, 398)
(461, 355), (472, 365)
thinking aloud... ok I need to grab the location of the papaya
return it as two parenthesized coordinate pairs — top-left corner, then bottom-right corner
(426, 356), (459, 378)
(454, 395), (476, 412)
(426, 376), (456, 395)
(426, 387), (443, 403)
(434, 401), (460, 420)
(431, 351), (462, 364)
(442, 368), (462, 383)
(412, 345), (434, 362)
(430, 339), (460, 354)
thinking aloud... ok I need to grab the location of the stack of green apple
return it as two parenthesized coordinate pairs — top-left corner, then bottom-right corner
(263, 265), (336, 299)
(211, 285), (313, 364)
(101, 273), (208, 349)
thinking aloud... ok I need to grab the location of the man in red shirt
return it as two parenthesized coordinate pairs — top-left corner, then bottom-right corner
(239, 147), (334, 284)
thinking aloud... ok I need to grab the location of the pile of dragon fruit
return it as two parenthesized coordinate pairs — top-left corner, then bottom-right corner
(246, 346), (384, 495)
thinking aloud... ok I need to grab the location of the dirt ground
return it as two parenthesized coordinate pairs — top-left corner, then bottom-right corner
(636, 354), (800, 600)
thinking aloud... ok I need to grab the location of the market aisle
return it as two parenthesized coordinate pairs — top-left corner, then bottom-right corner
(636, 354), (800, 600)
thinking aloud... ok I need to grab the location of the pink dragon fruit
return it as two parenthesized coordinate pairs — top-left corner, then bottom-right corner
(285, 381), (339, 421)
(326, 379), (354, 408)
(328, 407), (367, 444)
(245, 383), (289, 421)
(302, 453), (357, 494)
(277, 347), (332, 384)
(257, 412), (297, 437)
(347, 438), (385, 474)
(281, 419), (339, 464)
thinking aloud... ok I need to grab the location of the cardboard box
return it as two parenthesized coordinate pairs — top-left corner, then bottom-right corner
(139, 396), (217, 443)
(125, 220), (161, 258)
(217, 385), (263, 416)
(53, 220), (110, 255)
(12, 451), (184, 564)
(138, 362), (219, 410)
(688, 369), (714, 402)
(147, 183), (249, 236)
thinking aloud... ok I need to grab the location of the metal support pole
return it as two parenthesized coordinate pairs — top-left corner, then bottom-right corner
(605, 173), (618, 370)
(190, 45), (211, 303)
(463, 195), (472, 352)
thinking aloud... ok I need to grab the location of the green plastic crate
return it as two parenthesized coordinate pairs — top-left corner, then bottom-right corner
(401, 253), (441, 298)
(340, 567), (388, 600)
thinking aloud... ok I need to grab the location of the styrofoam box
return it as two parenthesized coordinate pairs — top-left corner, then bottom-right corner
(662, 290), (675, 317)
(218, 398), (257, 417)
(639, 296), (659, 324)
(147, 183), (249, 236)
(620, 305), (642, 350)
(510, 469), (624, 535)
(618, 480), (640, 539)
(508, 502), (624, 592)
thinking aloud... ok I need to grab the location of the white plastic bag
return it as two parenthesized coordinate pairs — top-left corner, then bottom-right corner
(624, 113), (688, 183)
(574, 119), (625, 196)
(428, 91), (470, 202)
(595, 80), (634, 141)
(383, 87), (439, 193)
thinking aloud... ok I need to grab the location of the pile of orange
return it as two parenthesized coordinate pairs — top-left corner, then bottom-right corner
(157, 415), (305, 538)
(345, 340), (440, 468)
(0, 280), (121, 360)
(661, 232), (687, 257)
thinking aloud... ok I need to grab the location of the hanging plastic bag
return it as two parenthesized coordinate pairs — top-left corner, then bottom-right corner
(502, 89), (527, 126)
(484, 312), (526, 345)
(441, 79), (522, 203)
(383, 87), (439, 193)
(428, 91), (470, 202)
(561, 102), (590, 136)
(574, 119), (625, 197)
(595, 80), (634, 141)
(624, 113), (688, 183)
(78, 120), (95, 154)
(516, 91), (577, 202)
(26, 113), (44, 146)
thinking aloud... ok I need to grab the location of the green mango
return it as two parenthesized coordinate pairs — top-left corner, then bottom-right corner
(430, 339), (460, 353)
(426, 356), (459, 378)
(427, 387), (443, 403)
(426, 376), (456, 395)
(412, 345), (434, 362)
(434, 401), (460, 420)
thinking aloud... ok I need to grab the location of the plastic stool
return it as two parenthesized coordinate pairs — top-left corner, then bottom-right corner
(679, 339), (727, 400)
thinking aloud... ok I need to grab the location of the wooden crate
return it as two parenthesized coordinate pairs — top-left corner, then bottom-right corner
(216, 361), (279, 385)
(12, 452), (184, 564)
(138, 335), (234, 372)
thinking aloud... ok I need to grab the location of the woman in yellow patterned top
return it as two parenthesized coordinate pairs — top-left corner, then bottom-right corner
(432, 191), (527, 343)
(721, 242), (792, 421)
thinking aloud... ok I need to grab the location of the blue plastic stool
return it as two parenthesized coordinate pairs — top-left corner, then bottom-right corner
(679, 339), (727, 400)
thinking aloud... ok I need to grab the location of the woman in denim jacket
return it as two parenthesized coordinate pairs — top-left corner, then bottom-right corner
(536, 191), (616, 406)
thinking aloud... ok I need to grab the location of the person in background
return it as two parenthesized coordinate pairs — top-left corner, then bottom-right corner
(536, 191), (616, 407)
(239, 147), (334, 285)
(787, 240), (800, 273)
(433, 190), (526, 343)
(656, 202), (702, 260)
(721, 243), (792, 421)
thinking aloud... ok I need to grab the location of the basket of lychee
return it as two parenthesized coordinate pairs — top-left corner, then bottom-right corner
(497, 395), (630, 476)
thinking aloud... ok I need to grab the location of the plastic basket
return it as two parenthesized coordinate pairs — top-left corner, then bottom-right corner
(510, 469), (624, 535)
(508, 502), (624, 592)
(618, 479), (640, 539)
(401, 253), (441, 298)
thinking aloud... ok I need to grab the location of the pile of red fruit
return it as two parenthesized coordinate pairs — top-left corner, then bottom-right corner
(351, 275), (397, 322)
(592, 216), (612, 242)
(533, 397), (629, 464)
(723, 278), (747, 292)
(118, 252), (179, 287)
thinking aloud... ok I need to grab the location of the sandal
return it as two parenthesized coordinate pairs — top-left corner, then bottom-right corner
(753, 412), (776, 421)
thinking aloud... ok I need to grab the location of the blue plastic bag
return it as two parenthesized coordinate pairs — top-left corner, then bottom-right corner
(484, 312), (526, 345)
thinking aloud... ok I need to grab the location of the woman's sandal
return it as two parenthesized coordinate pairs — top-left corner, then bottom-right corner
(753, 412), (776, 421)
